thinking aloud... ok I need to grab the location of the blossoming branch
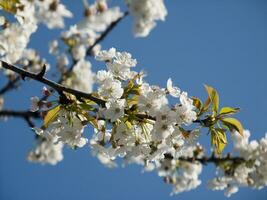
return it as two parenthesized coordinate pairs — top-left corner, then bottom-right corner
(0, 0), (266, 198)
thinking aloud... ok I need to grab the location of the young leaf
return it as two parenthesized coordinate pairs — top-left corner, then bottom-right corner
(124, 121), (133, 130)
(192, 97), (203, 110)
(211, 129), (227, 154)
(127, 95), (139, 107)
(204, 84), (219, 114)
(219, 107), (240, 115)
(213, 91), (219, 113)
(78, 109), (98, 128)
(79, 103), (94, 111)
(202, 93), (212, 113)
(220, 117), (244, 136)
(0, 0), (19, 14)
(84, 99), (97, 105)
(43, 105), (61, 128)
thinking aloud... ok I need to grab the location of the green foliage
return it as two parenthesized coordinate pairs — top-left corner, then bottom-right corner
(194, 85), (244, 154)
(43, 105), (61, 128)
(203, 84), (219, 114)
(220, 117), (244, 136)
(41, 84), (244, 156)
(219, 107), (240, 115)
(211, 128), (227, 154)
(0, 0), (19, 14)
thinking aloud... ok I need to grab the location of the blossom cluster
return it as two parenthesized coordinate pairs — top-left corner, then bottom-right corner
(48, 0), (124, 92)
(0, 0), (72, 65)
(208, 130), (267, 197)
(126, 0), (167, 37)
(30, 47), (196, 152)
(0, 0), (168, 107)
(29, 48), (200, 194)
(27, 48), (267, 196)
(0, 0), (167, 67)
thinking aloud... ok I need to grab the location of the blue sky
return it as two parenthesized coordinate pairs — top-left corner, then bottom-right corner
(0, 0), (267, 199)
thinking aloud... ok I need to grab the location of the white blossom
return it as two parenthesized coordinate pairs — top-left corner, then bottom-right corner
(78, 6), (123, 33)
(98, 78), (124, 100)
(49, 40), (59, 55)
(71, 45), (86, 61)
(224, 185), (239, 197)
(103, 99), (126, 122)
(34, 0), (73, 29)
(95, 47), (116, 61)
(30, 96), (40, 112)
(125, 0), (167, 37)
(167, 78), (180, 98)
(0, 16), (5, 26)
(96, 48), (137, 80)
(175, 92), (197, 125)
(138, 84), (168, 116)
(0, 4), (37, 64)
(63, 59), (94, 93)
(28, 135), (64, 165)
(34, 109), (88, 149)
(18, 49), (50, 73)
(56, 53), (69, 70)
(208, 130), (267, 197)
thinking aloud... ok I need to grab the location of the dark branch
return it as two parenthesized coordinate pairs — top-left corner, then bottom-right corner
(0, 110), (40, 127)
(24, 117), (36, 128)
(179, 155), (245, 165)
(0, 61), (106, 106)
(0, 110), (40, 118)
(0, 76), (20, 95)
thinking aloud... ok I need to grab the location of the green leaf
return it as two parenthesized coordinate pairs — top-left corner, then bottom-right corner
(124, 121), (132, 130)
(127, 95), (139, 107)
(43, 105), (61, 128)
(219, 107), (240, 115)
(211, 129), (227, 154)
(220, 117), (244, 136)
(213, 92), (219, 113)
(84, 99), (97, 105)
(204, 84), (219, 114)
(192, 97), (203, 110)
(79, 103), (94, 111)
(0, 0), (19, 14)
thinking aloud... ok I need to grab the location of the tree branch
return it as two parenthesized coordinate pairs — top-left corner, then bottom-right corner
(179, 155), (245, 165)
(0, 61), (106, 106)
(86, 11), (129, 56)
(0, 110), (40, 127)
(0, 61), (207, 128)
(0, 76), (20, 95)
(0, 110), (40, 118)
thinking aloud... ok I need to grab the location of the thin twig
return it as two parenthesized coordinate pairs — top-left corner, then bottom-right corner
(86, 11), (129, 56)
(0, 76), (20, 95)
(0, 110), (40, 127)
